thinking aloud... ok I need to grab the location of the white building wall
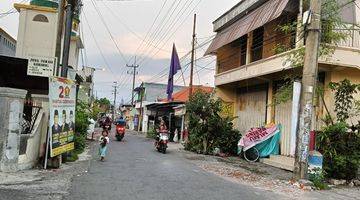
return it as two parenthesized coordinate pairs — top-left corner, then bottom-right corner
(68, 39), (80, 70)
(0, 33), (16, 57)
(15, 8), (58, 59)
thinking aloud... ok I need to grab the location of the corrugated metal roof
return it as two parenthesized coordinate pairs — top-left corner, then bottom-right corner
(0, 27), (16, 44)
(159, 86), (214, 103)
(205, 0), (290, 55)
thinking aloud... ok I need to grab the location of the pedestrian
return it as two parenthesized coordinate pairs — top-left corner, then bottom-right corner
(99, 130), (110, 161)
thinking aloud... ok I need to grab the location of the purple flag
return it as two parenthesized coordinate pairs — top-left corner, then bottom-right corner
(167, 44), (181, 101)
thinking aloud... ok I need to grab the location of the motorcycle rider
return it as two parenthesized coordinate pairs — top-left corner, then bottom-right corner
(102, 116), (112, 131)
(156, 119), (168, 143)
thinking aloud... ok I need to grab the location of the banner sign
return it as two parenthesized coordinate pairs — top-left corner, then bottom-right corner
(238, 125), (280, 151)
(27, 56), (56, 77)
(49, 77), (76, 157)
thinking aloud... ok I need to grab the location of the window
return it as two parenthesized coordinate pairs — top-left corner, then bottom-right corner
(33, 14), (49, 22)
(239, 35), (247, 66)
(251, 27), (264, 62)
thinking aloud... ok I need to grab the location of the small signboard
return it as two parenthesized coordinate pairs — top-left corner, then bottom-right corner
(174, 106), (186, 116)
(49, 77), (76, 157)
(27, 56), (56, 77)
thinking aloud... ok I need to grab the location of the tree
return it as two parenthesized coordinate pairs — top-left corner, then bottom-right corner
(329, 79), (360, 123)
(95, 97), (111, 112)
(185, 91), (240, 155)
(316, 79), (360, 180)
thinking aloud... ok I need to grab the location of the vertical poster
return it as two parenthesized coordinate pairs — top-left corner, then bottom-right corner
(49, 77), (76, 157)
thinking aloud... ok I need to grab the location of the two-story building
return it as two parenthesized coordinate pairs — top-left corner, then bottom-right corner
(206, 0), (360, 170)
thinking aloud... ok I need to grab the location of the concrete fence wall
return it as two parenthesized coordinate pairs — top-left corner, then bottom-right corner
(0, 87), (27, 172)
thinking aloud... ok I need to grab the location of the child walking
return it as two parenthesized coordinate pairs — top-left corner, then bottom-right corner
(99, 130), (110, 161)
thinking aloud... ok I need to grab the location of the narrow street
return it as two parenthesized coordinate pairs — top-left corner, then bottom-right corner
(67, 131), (284, 200)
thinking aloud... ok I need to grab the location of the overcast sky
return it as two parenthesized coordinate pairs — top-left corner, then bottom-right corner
(0, 0), (240, 103)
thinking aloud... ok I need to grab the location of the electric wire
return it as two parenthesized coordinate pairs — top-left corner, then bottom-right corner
(138, 0), (203, 66)
(135, 0), (182, 62)
(89, 0), (128, 64)
(101, 1), (176, 54)
(0, 0), (28, 19)
(131, 0), (169, 63)
(137, 0), (198, 65)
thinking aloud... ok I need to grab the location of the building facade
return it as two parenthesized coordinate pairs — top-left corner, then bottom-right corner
(0, 0), (85, 170)
(0, 28), (16, 57)
(15, 0), (83, 72)
(134, 82), (185, 132)
(77, 67), (95, 104)
(207, 0), (360, 170)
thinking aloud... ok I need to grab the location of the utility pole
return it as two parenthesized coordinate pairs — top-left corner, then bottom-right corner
(294, 0), (322, 180)
(113, 82), (118, 121)
(189, 14), (197, 97)
(127, 58), (139, 106)
(55, 0), (65, 76)
(61, 2), (74, 77)
(61, 0), (81, 77)
(137, 84), (144, 132)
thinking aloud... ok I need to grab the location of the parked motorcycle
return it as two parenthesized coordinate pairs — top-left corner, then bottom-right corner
(115, 119), (126, 141)
(155, 132), (169, 154)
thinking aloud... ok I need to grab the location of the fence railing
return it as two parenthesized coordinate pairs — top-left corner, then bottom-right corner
(21, 98), (42, 135)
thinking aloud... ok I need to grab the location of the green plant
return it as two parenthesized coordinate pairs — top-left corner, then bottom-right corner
(316, 122), (360, 180)
(275, 0), (356, 102)
(95, 97), (111, 112)
(65, 150), (79, 162)
(75, 101), (91, 136)
(184, 91), (241, 155)
(147, 128), (157, 139)
(274, 43), (289, 54)
(329, 79), (360, 122)
(90, 102), (102, 120)
(71, 101), (92, 162)
(74, 132), (86, 153)
(308, 168), (330, 190)
(273, 80), (294, 105)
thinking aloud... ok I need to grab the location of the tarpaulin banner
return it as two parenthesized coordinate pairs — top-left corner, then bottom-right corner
(238, 125), (280, 151)
(49, 77), (76, 157)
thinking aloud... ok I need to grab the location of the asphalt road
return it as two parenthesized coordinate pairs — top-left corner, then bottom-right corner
(68, 132), (284, 200)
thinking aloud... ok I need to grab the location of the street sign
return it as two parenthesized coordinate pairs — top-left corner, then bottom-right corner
(27, 56), (56, 77)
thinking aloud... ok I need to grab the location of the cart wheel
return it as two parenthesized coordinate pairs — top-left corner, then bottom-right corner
(243, 147), (259, 162)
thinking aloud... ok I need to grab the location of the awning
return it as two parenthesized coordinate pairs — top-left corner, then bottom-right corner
(205, 0), (290, 55)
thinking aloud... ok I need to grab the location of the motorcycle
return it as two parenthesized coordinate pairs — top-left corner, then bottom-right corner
(115, 120), (126, 141)
(102, 117), (112, 132)
(103, 124), (111, 131)
(155, 132), (169, 154)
